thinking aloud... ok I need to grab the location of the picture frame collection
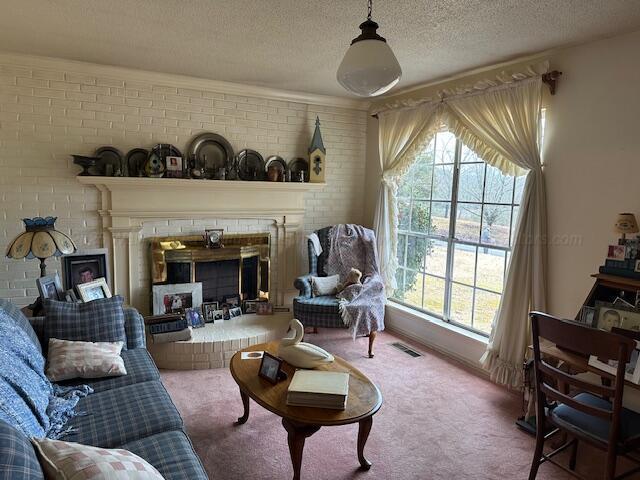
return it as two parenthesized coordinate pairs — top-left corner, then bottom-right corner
(36, 249), (112, 305)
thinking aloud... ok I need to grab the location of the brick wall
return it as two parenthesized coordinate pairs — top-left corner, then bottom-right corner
(0, 55), (368, 306)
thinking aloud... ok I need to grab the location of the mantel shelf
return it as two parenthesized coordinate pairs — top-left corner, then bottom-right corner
(77, 176), (325, 192)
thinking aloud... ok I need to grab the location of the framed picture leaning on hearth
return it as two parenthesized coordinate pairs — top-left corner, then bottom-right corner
(61, 249), (109, 293)
(153, 282), (203, 315)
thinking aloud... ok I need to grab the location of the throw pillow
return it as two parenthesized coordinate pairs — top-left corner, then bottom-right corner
(46, 338), (127, 382)
(311, 274), (340, 297)
(43, 296), (127, 351)
(32, 438), (164, 479)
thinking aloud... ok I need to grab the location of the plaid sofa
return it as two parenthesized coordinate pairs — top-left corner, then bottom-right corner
(0, 299), (208, 480)
(293, 226), (346, 329)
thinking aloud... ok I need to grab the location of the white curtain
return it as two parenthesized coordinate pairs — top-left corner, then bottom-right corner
(373, 77), (546, 388)
(373, 103), (442, 293)
(447, 78), (547, 387)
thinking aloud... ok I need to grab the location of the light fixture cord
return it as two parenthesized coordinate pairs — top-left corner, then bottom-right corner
(367, 0), (372, 20)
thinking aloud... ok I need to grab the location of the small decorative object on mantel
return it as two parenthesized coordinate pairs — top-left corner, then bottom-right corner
(204, 228), (224, 248)
(165, 156), (184, 178)
(95, 146), (124, 177)
(72, 155), (100, 176)
(308, 116), (326, 183)
(599, 212), (640, 279)
(265, 155), (286, 182)
(288, 157), (309, 182)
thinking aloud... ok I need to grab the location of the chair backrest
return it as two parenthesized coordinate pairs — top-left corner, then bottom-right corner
(308, 226), (332, 276)
(530, 312), (635, 441)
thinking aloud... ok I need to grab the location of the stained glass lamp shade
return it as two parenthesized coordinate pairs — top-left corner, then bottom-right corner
(6, 217), (77, 277)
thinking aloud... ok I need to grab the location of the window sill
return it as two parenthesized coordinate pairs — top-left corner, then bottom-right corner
(385, 300), (489, 374)
(387, 300), (489, 344)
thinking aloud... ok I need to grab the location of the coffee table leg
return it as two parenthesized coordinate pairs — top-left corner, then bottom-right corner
(234, 388), (250, 425)
(357, 416), (373, 470)
(282, 418), (320, 480)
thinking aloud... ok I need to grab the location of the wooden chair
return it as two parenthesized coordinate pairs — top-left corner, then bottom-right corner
(529, 311), (640, 480)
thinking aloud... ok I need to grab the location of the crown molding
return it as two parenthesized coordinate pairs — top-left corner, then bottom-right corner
(0, 51), (370, 111)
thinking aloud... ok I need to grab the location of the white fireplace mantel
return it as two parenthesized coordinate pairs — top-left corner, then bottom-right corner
(78, 176), (324, 312)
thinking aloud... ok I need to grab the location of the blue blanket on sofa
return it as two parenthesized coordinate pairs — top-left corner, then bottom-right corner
(0, 310), (92, 439)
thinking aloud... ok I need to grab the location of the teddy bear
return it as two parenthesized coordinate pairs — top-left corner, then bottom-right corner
(337, 268), (362, 292)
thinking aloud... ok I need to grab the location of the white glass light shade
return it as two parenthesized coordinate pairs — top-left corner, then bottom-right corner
(337, 39), (402, 97)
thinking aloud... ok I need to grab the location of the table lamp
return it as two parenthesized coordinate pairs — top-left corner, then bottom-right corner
(6, 217), (76, 312)
(614, 213), (639, 243)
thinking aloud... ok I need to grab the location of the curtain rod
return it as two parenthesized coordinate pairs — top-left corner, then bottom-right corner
(371, 70), (562, 118)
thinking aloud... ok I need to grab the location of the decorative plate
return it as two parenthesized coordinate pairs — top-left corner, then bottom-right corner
(145, 144), (182, 178)
(94, 146), (124, 176)
(125, 148), (148, 177)
(288, 157), (309, 182)
(237, 149), (265, 181)
(186, 132), (234, 179)
(264, 155), (287, 182)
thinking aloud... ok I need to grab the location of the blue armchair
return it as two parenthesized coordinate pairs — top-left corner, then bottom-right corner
(293, 226), (377, 357)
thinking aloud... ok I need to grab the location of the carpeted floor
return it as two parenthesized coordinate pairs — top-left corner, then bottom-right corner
(161, 329), (611, 480)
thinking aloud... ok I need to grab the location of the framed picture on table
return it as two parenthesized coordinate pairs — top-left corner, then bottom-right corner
(36, 273), (64, 301)
(61, 249), (109, 293)
(77, 277), (112, 302)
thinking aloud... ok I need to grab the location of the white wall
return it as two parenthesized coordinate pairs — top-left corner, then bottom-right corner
(363, 29), (640, 364)
(544, 29), (640, 318)
(0, 54), (368, 306)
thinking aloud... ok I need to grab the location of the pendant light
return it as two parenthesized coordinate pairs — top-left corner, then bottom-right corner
(337, 0), (402, 97)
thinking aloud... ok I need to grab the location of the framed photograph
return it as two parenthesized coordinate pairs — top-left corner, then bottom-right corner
(77, 277), (112, 302)
(185, 307), (205, 328)
(152, 282), (203, 315)
(212, 309), (224, 322)
(36, 273), (64, 301)
(229, 306), (243, 318)
(204, 229), (224, 249)
(577, 306), (596, 327)
(201, 302), (220, 322)
(64, 288), (79, 303)
(595, 301), (640, 332)
(258, 351), (284, 384)
(256, 302), (273, 315)
(165, 156), (183, 178)
(243, 300), (259, 314)
(589, 340), (640, 384)
(61, 249), (109, 293)
(635, 260), (640, 273)
(607, 245), (627, 261)
(627, 239), (640, 261)
(222, 305), (231, 320)
(222, 294), (240, 307)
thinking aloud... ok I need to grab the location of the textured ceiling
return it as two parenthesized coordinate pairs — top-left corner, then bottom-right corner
(1, 0), (640, 97)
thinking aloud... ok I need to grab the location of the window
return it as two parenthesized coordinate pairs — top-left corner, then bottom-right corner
(393, 131), (524, 335)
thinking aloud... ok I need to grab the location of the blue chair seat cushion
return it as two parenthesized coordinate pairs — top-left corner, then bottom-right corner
(550, 392), (640, 445)
(0, 421), (44, 480)
(62, 380), (182, 448)
(293, 295), (346, 329)
(57, 348), (160, 393)
(122, 430), (208, 480)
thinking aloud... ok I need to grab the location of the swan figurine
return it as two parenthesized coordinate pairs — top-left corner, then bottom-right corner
(277, 318), (334, 368)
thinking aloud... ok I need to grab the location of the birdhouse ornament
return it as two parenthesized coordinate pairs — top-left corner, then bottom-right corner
(308, 116), (326, 183)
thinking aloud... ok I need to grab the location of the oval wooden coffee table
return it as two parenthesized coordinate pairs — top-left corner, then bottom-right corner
(230, 341), (382, 480)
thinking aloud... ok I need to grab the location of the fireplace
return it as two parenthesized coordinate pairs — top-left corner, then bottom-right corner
(150, 233), (270, 304)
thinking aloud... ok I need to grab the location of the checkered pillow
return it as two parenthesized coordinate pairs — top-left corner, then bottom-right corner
(43, 296), (127, 351)
(46, 338), (127, 382)
(32, 437), (163, 479)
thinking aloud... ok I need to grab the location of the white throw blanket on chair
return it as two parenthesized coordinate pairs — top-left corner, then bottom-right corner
(326, 224), (386, 337)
